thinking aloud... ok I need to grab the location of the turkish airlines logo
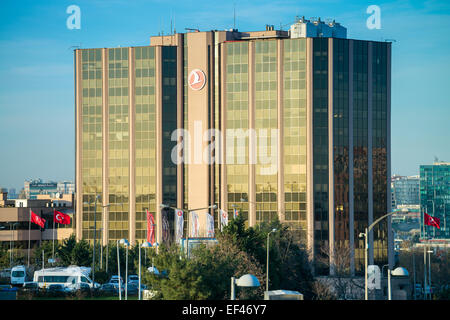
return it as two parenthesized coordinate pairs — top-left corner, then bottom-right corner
(188, 69), (206, 91)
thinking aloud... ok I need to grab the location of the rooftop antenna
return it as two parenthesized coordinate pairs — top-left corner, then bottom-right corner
(233, 3), (236, 30)
(171, 10), (173, 35)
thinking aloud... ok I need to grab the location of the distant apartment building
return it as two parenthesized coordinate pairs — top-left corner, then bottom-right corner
(0, 191), (74, 252)
(391, 175), (420, 210)
(23, 179), (75, 199)
(24, 179), (58, 199)
(420, 162), (450, 240)
(57, 181), (75, 195)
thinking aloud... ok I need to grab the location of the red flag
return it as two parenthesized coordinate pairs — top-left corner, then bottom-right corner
(147, 209), (156, 245)
(234, 208), (239, 219)
(53, 210), (71, 225)
(31, 210), (46, 228)
(424, 212), (440, 229)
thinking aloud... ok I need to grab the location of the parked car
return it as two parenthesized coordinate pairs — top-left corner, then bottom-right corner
(99, 283), (123, 295)
(20, 281), (40, 293)
(47, 284), (66, 296)
(128, 275), (139, 284)
(126, 283), (139, 295)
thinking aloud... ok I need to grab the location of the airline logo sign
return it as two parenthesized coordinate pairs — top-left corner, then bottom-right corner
(188, 69), (206, 91)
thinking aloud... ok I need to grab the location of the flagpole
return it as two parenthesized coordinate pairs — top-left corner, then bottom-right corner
(52, 207), (55, 263)
(28, 209), (31, 268)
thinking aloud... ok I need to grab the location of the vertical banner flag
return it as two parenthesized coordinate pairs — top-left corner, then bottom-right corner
(31, 210), (46, 228)
(147, 209), (156, 245)
(190, 211), (199, 237)
(424, 212), (440, 229)
(53, 210), (71, 225)
(206, 213), (215, 238)
(220, 209), (228, 231)
(233, 208), (239, 219)
(162, 211), (170, 243)
(175, 209), (184, 242)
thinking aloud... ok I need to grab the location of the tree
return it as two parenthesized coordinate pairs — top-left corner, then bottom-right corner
(71, 239), (92, 266)
(59, 234), (77, 265)
(315, 243), (364, 300)
(141, 216), (315, 300)
(221, 217), (315, 299)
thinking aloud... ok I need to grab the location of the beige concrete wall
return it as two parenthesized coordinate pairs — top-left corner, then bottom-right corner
(306, 38), (315, 266)
(75, 49), (83, 241)
(186, 32), (213, 235)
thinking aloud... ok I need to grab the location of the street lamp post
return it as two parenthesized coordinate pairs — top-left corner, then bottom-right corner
(427, 249), (433, 299)
(139, 241), (152, 300)
(266, 228), (277, 292)
(117, 238), (129, 300)
(231, 274), (260, 300)
(360, 210), (400, 300)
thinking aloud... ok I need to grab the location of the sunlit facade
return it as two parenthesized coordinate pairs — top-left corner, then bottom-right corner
(76, 21), (392, 275)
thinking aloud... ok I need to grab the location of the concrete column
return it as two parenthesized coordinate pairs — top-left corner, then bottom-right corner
(75, 50), (83, 241)
(155, 46), (163, 244)
(220, 43), (228, 214)
(277, 39), (285, 223)
(248, 42), (256, 227)
(176, 35), (184, 210)
(306, 38), (315, 270)
(128, 47), (136, 245)
(102, 48), (110, 245)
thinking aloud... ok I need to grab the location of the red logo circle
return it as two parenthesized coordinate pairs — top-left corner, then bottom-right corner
(188, 69), (206, 91)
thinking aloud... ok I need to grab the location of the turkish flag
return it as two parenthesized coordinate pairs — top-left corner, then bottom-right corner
(424, 212), (440, 229)
(31, 210), (46, 228)
(53, 210), (71, 225)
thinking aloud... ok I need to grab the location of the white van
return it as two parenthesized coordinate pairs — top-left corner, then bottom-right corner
(33, 266), (99, 291)
(11, 265), (32, 286)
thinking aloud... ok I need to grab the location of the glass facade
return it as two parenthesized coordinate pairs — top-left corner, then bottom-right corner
(371, 42), (388, 266)
(134, 46), (156, 242)
(161, 46), (178, 243)
(108, 47), (130, 242)
(420, 164), (450, 239)
(283, 38), (307, 243)
(76, 33), (391, 273)
(312, 38), (329, 274)
(225, 41), (249, 222)
(352, 40), (369, 273)
(333, 39), (350, 250)
(255, 40), (278, 224)
(81, 49), (103, 241)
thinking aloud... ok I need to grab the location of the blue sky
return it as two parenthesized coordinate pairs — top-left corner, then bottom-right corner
(0, 0), (449, 190)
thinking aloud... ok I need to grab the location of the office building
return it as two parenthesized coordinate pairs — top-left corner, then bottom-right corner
(391, 175), (420, 210)
(420, 162), (450, 240)
(0, 191), (74, 252)
(75, 17), (392, 275)
(24, 179), (58, 199)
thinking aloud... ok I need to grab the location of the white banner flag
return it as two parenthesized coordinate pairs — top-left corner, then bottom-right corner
(190, 211), (199, 238)
(206, 213), (215, 238)
(219, 209), (228, 231)
(175, 209), (184, 242)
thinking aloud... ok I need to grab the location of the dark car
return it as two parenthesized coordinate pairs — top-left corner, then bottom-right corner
(99, 283), (122, 296)
(21, 282), (39, 293)
(126, 283), (139, 296)
(47, 284), (66, 297)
